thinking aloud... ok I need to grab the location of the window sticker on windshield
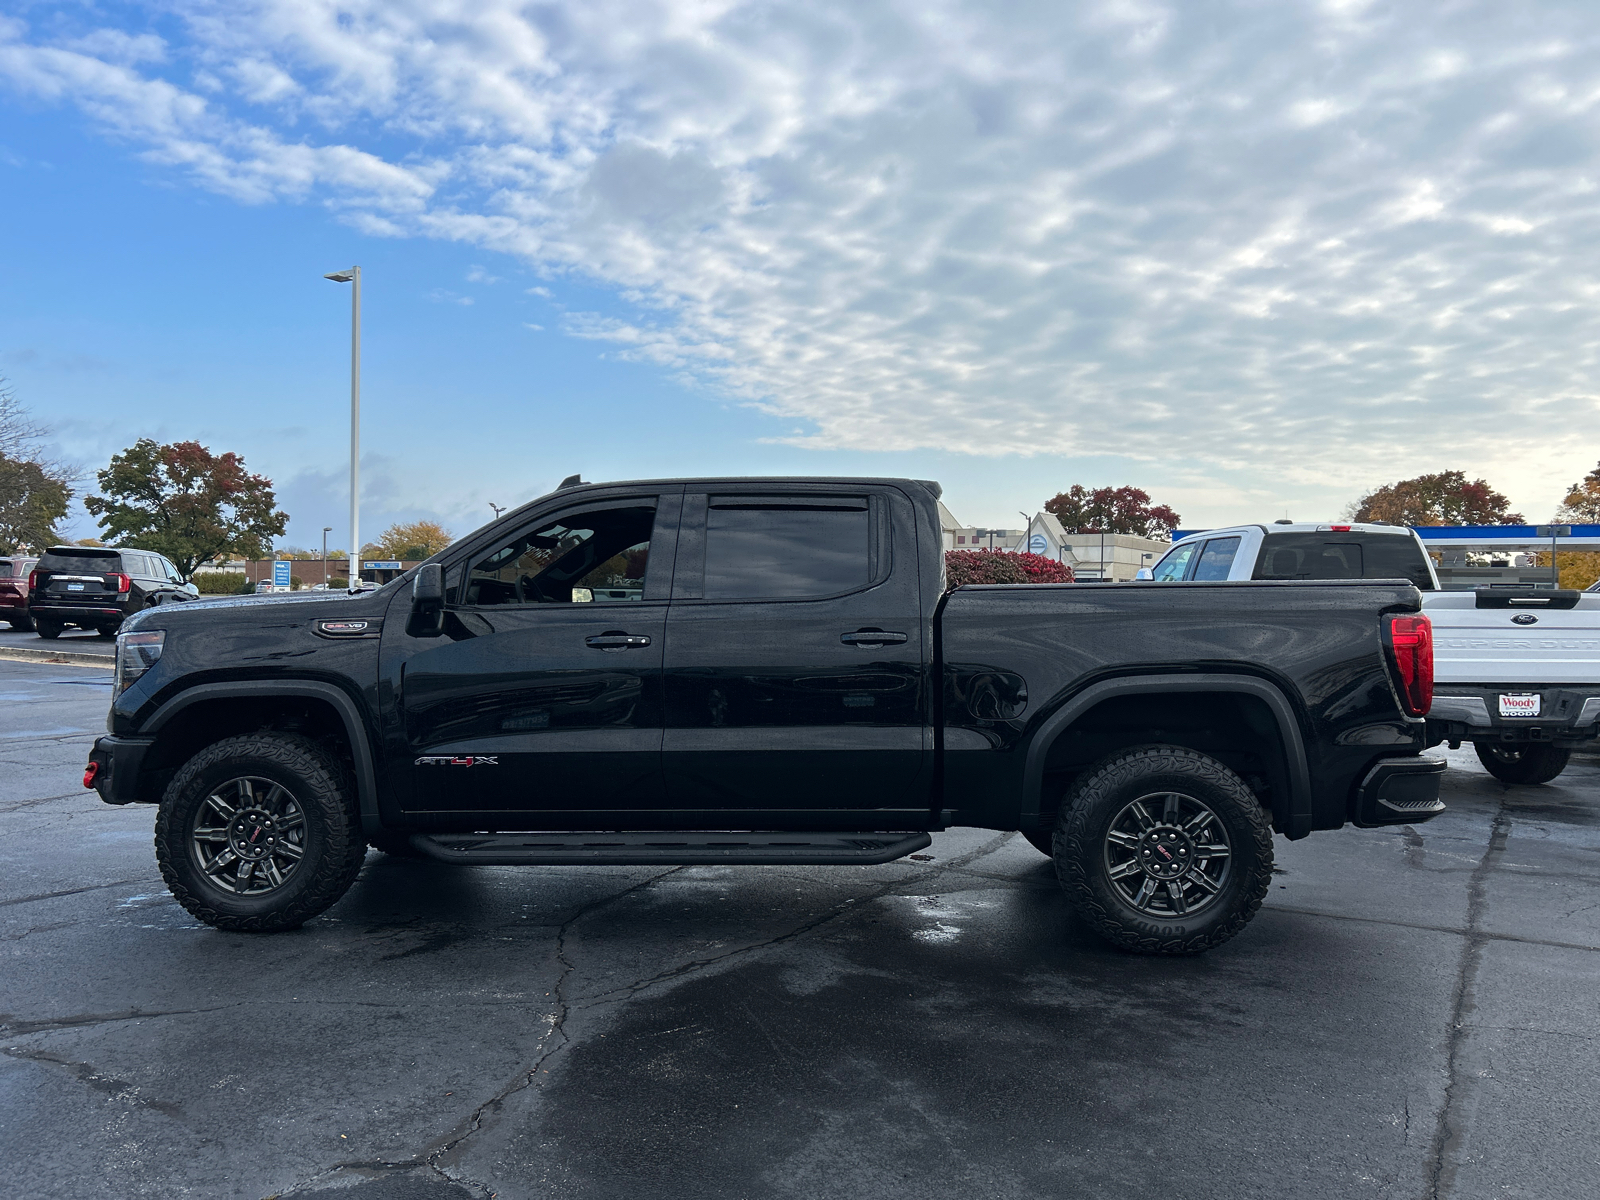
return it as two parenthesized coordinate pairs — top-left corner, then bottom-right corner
(1498, 693), (1540, 718)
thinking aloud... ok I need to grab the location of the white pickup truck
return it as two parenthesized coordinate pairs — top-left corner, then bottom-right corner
(1144, 523), (1600, 784)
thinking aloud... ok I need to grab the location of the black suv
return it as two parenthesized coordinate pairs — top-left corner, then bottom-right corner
(29, 546), (198, 638)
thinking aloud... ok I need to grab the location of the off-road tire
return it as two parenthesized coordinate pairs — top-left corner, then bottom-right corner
(1055, 744), (1274, 955)
(367, 830), (429, 859)
(8, 615), (34, 632)
(1022, 830), (1055, 856)
(1474, 742), (1571, 786)
(154, 733), (366, 932)
(35, 619), (62, 639)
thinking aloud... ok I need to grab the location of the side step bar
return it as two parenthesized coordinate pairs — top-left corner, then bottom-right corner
(409, 831), (933, 867)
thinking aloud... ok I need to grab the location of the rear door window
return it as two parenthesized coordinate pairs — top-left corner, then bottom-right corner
(702, 496), (872, 600)
(1192, 537), (1241, 582)
(1150, 542), (1198, 581)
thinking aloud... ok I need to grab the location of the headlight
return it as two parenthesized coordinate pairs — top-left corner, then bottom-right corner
(115, 630), (165, 694)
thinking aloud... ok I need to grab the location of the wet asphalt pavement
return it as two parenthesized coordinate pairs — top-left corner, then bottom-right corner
(2, 657), (1597, 1200)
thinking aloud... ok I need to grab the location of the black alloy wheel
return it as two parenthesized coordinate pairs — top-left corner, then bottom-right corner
(1054, 745), (1274, 955)
(1100, 791), (1232, 919)
(187, 776), (308, 895)
(155, 733), (366, 932)
(1474, 742), (1571, 786)
(35, 619), (62, 640)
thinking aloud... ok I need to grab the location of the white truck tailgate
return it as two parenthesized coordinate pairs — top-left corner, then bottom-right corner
(1423, 591), (1600, 685)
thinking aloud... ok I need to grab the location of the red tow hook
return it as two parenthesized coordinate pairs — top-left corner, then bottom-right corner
(83, 761), (100, 789)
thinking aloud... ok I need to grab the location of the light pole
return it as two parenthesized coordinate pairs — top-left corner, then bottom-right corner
(489, 503), (506, 519)
(1018, 511), (1032, 555)
(324, 266), (361, 589)
(321, 526), (333, 588)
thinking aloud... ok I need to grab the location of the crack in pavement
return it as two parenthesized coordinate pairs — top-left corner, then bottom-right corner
(1263, 903), (1600, 954)
(0, 877), (158, 909)
(0, 1002), (248, 1037)
(1426, 798), (1511, 1200)
(0, 1044), (185, 1118)
(0, 791), (89, 814)
(275, 869), (687, 1200)
(577, 831), (1017, 1008)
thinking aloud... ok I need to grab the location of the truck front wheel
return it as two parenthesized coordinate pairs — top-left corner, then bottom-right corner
(1474, 742), (1570, 786)
(1054, 745), (1274, 955)
(154, 733), (367, 932)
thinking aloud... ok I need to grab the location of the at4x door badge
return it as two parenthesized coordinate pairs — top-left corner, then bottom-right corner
(415, 756), (500, 767)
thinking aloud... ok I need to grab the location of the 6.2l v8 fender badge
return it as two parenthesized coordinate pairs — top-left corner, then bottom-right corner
(415, 756), (500, 767)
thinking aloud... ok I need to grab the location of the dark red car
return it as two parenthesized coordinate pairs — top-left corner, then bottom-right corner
(0, 556), (38, 630)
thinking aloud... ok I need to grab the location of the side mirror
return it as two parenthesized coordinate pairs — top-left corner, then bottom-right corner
(407, 563), (445, 638)
(1135, 568), (1154, 581)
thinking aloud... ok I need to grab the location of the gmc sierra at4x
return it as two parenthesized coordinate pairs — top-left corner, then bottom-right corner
(85, 476), (1445, 955)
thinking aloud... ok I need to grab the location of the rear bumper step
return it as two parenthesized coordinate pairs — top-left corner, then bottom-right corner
(409, 830), (933, 866)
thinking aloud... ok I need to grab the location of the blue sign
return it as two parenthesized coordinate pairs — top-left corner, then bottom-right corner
(272, 560), (292, 587)
(1028, 534), (1048, 554)
(363, 560), (402, 570)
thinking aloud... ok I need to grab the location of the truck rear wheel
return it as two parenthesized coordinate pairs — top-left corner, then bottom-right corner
(1054, 745), (1274, 955)
(1474, 742), (1571, 786)
(154, 733), (366, 932)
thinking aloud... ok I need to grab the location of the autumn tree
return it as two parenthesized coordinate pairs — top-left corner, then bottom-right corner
(0, 379), (73, 553)
(1350, 471), (1523, 526)
(372, 520), (454, 561)
(1045, 485), (1181, 539)
(84, 439), (288, 579)
(1555, 462), (1600, 524)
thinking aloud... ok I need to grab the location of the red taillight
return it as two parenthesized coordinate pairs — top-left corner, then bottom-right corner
(109, 572), (131, 594)
(1330, 524), (1352, 531)
(28, 570), (39, 590)
(1386, 613), (1433, 717)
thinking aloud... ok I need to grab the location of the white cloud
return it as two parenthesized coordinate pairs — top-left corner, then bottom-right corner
(4, 1), (1600, 500)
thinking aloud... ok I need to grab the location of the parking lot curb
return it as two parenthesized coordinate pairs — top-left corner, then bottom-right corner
(0, 646), (114, 669)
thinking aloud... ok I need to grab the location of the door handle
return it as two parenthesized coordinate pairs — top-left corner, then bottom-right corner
(585, 632), (652, 651)
(840, 629), (908, 647)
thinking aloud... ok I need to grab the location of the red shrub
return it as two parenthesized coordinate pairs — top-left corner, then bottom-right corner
(945, 549), (1074, 587)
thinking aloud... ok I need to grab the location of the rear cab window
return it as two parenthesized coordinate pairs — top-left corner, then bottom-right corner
(1254, 533), (1434, 589)
(36, 549), (123, 577)
(1150, 542), (1199, 581)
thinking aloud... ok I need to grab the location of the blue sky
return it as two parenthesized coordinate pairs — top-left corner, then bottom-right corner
(3, 0), (1599, 551)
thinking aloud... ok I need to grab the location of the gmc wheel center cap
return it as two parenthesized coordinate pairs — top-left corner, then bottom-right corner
(1138, 827), (1194, 879)
(228, 809), (279, 861)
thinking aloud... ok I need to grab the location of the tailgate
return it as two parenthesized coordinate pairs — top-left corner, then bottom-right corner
(41, 574), (121, 603)
(1424, 591), (1600, 684)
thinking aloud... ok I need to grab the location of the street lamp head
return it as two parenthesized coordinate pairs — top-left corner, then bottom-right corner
(323, 526), (333, 532)
(324, 268), (357, 283)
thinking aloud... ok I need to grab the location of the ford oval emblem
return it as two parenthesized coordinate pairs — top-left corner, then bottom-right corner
(1511, 613), (1538, 625)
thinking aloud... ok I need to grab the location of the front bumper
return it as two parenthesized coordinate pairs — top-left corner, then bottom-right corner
(1351, 755), (1447, 827)
(1427, 686), (1600, 748)
(86, 735), (155, 805)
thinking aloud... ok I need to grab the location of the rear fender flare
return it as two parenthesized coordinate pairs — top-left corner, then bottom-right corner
(1021, 672), (1313, 839)
(144, 681), (381, 836)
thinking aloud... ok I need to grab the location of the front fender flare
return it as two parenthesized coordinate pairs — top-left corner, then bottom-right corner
(144, 681), (381, 836)
(1020, 672), (1313, 840)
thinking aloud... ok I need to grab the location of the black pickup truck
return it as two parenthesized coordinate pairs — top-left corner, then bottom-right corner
(86, 476), (1445, 955)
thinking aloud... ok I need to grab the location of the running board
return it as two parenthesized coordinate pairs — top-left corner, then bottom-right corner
(409, 831), (933, 866)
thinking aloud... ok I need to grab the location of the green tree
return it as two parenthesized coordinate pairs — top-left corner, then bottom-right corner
(1555, 462), (1600, 524)
(1044, 485), (1182, 539)
(84, 439), (288, 579)
(0, 455), (71, 554)
(372, 520), (454, 561)
(1350, 471), (1523, 525)
(0, 379), (73, 553)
